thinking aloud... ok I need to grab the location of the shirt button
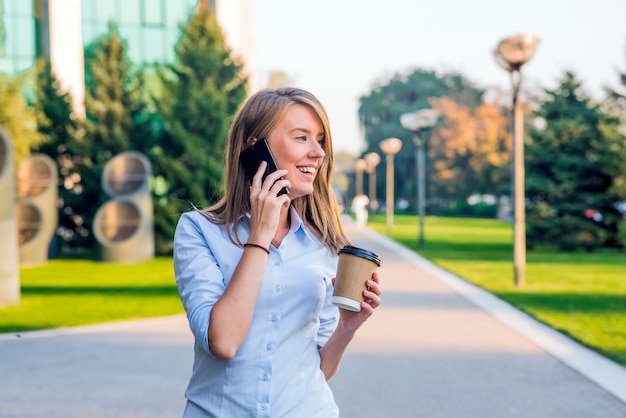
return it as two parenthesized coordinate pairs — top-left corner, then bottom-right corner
(262, 374), (269, 381)
(271, 315), (278, 322)
(274, 286), (282, 293)
(279, 249), (285, 255)
(266, 343), (273, 351)
(260, 404), (267, 410)
(274, 261), (280, 266)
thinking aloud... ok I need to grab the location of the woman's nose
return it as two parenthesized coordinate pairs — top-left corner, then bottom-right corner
(310, 141), (325, 159)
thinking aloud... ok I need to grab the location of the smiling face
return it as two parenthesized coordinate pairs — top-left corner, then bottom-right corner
(265, 104), (326, 199)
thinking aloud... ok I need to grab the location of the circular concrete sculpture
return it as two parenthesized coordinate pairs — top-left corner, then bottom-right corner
(93, 152), (154, 263)
(16, 153), (58, 266)
(101, 151), (150, 196)
(16, 203), (43, 245)
(0, 127), (20, 306)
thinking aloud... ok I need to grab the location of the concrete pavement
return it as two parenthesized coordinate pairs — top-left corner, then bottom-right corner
(0, 316), (193, 418)
(1, 217), (625, 417)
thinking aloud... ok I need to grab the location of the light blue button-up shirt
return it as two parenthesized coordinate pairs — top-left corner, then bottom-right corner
(174, 208), (340, 417)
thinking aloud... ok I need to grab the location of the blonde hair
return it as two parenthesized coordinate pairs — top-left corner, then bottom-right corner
(202, 87), (348, 253)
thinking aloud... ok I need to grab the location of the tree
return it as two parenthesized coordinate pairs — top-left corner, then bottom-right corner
(69, 23), (150, 251)
(605, 44), (626, 112)
(149, 8), (247, 252)
(83, 23), (146, 160)
(358, 68), (485, 211)
(605, 46), (626, 246)
(428, 97), (510, 202)
(33, 60), (81, 252)
(0, 71), (45, 166)
(526, 72), (626, 251)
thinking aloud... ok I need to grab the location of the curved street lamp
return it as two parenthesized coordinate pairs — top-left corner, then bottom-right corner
(364, 152), (381, 214)
(400, 109), (438, 247)
(494, 33), (540, 287)
(379, 138), (403, 232)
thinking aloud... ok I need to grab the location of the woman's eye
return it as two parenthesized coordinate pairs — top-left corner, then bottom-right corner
(317, 139), (326, 146)
(296, 135), (307, 141)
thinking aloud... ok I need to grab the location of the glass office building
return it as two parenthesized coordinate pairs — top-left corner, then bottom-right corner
(0, 0), (255, 115)
(0, 1), (39, 74)
(0, 0), (198, 73)
(82, 0), (198, 65)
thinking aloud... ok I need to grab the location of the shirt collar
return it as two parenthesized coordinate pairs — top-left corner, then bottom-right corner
(288, 206), (317, 243)
(242, 206), (316, 244)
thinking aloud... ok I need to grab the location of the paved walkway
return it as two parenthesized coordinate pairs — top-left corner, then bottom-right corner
(1, 218), (625, 417)
(331, 219), (626, 417)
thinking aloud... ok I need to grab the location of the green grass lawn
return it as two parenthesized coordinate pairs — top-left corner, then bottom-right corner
(369, 214), (626, 366)
(0, 258), (183, 333)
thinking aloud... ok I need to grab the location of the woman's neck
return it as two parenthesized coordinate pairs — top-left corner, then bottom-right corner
(271, 206), (291, 248)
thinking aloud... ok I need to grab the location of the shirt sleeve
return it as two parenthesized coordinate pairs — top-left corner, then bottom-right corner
(173, 211), (227, 355)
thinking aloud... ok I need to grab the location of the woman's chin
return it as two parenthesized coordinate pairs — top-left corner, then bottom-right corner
(289, 185), (314, 199)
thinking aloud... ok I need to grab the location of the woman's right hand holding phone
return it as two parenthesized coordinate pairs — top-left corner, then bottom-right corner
(248, 161), (291, 246)
(208, 161), (290, 359)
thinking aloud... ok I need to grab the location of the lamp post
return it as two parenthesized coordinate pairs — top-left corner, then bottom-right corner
(379, 138), (403, 232)
(355, 158), (367, 196)
(364, 152), (381, 214)
(400, 109), (438, 247)
(494, 33), (540, 288)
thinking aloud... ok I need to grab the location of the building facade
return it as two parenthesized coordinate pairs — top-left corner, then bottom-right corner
(0, 0), (257, 116)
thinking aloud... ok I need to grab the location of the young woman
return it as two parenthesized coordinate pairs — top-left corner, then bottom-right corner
(173, 87), (381, 417)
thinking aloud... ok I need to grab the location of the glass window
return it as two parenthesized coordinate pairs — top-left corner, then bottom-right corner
(4, 16), (36, 57)
(15, 16), (36, 57)
(120, 0), (141, 24)
(83, 22), (109, 46)
(0, 59), (13, 73)
(95, 0), (117, 22)
(12, 57), (35, 74)
(118, 25), (142, 63)
(163, 45), (174, 64)
(142, 0), (163, 25)
(165, 0), (191, 27)
(82, 0), (95, 22)
(82, 24), (97, 46)
(164, 28), (179, 62)
(3, 16), (16, 56)
(4, 1), (33, 16)
(142, 27), (165, 63)
(2, 1), (13, 14)
(18, 1), (34, 15)
(15, 57), (35, 73)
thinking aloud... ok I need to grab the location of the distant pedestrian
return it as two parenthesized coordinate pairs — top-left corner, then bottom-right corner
(351, 193), (370, 227)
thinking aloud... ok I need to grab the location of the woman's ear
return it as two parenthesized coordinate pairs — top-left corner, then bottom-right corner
(244, 137), (258, 148)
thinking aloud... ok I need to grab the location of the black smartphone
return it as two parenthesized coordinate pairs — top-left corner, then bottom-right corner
(239, 138), (289, 196)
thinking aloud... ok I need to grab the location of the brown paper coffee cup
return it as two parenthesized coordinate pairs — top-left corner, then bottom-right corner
(333, 245), (381, 312)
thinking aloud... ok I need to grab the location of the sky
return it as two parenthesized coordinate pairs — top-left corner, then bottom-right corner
(255, 0), (626, 154)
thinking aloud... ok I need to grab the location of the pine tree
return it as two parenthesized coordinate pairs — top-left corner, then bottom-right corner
(606, 46), (626, 247)
(71, 23), (150, 251)
(606, 44), (626, 112)
(83, 22), (145, 162)
(526, 72), (626, 251)
(33, 60), (82, 252)
(150, 8), (247, 251)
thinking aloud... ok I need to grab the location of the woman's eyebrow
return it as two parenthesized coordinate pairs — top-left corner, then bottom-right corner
(289, 127), (324, 136)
